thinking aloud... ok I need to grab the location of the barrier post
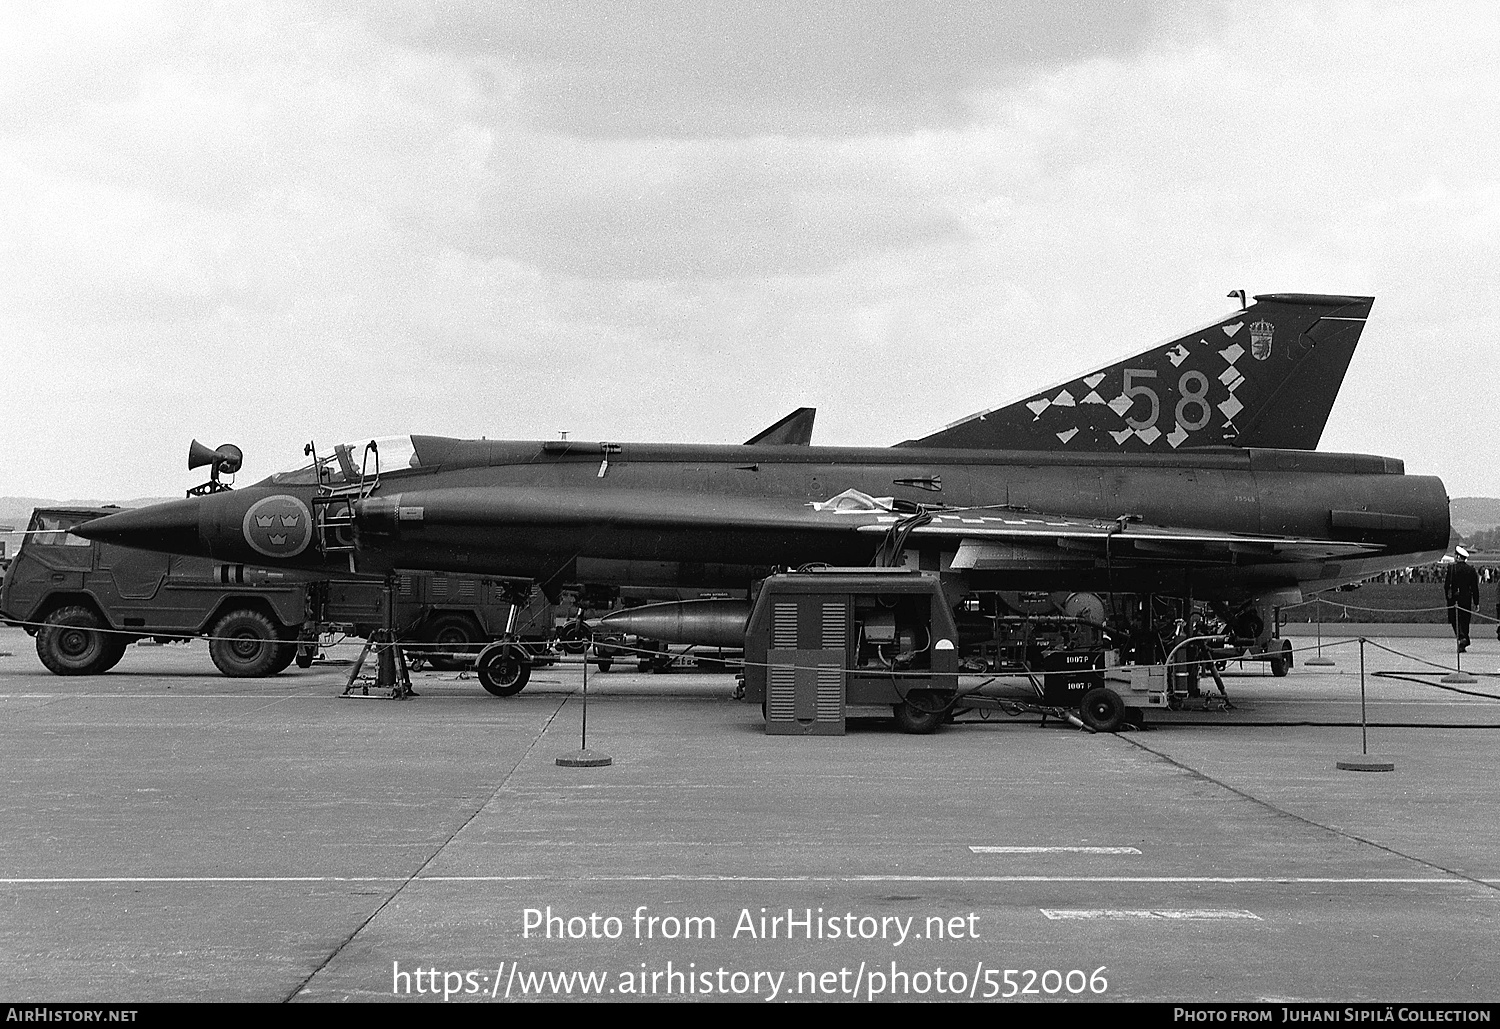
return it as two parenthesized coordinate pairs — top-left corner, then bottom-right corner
(558, 628), (612, 767)
(1442, 618), (1477, 684)
(1337, 638), (1393, 771)
(1305, 594), (1335, 667)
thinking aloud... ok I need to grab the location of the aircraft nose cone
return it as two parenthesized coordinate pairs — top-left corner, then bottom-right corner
(72, 498), (205, 556)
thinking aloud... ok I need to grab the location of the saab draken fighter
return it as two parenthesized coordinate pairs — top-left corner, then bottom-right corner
(77, 293), (1448, 686)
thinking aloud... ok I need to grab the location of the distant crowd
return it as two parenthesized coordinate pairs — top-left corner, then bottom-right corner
(1367, 562), (1500, 585)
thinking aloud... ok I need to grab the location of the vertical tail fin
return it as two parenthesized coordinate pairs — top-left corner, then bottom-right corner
(898, 294), (1372, 451)
(745, 407), (816, 445)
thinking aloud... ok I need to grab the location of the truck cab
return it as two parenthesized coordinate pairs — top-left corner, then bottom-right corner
(1, 506), (314, 676)
(0, 506), (556, 680)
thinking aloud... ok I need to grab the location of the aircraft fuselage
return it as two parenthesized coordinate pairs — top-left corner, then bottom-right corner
(77, 437), (1451, 603)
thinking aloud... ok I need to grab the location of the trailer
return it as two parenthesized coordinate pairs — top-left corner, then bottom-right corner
(738, 568), (1136, 735)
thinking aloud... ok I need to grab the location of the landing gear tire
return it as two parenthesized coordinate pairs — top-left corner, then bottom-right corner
(1079, 687), (1126, 733)
(893, 691), (952, 734)
(421, 613), (484, 671)
(1270, 638), (1293, 678)
(595, 660), (612, 673)
(208, 609), (284, 678)
(294, 647), (315, 669)
(36, 606), (125, 676)
(476, 647), (532, 696)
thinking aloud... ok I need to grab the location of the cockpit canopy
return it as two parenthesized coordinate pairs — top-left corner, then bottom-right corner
(259, 436), (422, 487)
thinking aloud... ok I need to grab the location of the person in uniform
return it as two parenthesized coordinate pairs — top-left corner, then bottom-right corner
(1444, 546), (1481, 652)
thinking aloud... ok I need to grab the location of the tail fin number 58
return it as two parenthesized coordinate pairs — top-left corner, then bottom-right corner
(1123, 369), (1212, 433)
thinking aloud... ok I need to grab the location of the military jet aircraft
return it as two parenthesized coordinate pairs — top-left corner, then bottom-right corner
(74, 292), (1445, 689)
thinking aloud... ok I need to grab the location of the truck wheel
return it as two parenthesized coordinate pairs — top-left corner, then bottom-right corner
(892, 691), (951, 734)
(421, 613), (485, 671)
(1079, 687), (1125, 733)
(209, 609), (284, 677)
(476, 647), (532, 696)
(267, 642), (298, 675)
(1269, 639), (1293, 677)
(97, 638), (129, 673)
(36, 606), (123, 675)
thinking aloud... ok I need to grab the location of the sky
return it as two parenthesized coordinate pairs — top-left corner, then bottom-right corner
(3, 0), (1498, 500)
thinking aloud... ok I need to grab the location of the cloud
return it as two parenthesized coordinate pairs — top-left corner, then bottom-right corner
(339, 0), (1165, 136)
(3, 0), (1500, 499)
(433, 133), (963, 279)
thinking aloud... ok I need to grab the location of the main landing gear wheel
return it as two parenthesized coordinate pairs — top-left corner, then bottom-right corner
(1078, 687), (1125, 733)
(1269, 638), (1293, 677)
(36, 605), (127, 676)
(476, 646), (532, 697)
(892, 691), (953, 734)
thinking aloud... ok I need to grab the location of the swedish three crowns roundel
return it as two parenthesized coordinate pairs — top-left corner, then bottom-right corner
(242, 495), (314, 558)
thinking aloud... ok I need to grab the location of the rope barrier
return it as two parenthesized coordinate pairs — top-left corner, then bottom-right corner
(1283, 593), (1500, 624)
(3, 613), (400, 648)
(1370, 671), (1500, 701)
(7, 612), (1500, 689)
(1359, 636), (1500, 679)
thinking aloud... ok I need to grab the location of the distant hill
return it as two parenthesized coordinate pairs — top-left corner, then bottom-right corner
(1451, 497), (1500, 539)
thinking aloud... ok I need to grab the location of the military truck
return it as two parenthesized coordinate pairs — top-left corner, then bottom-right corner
(0, 506), (551, 677)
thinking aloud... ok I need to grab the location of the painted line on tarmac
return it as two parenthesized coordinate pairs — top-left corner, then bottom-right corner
(0, 876), (403, 884)
(419, 875), (1500, 885)
(970, 846), (1141, 854)
(3, 875), (1495, 885)
(0, 693), (338, 700)
(1042, 909), (1262, 921)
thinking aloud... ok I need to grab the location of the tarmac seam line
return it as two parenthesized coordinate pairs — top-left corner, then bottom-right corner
(3, 874), (1496, 885)
(1120, 734), (1500, 896)
(200, 686), (333, 730)
(281, 691), (574, 1003)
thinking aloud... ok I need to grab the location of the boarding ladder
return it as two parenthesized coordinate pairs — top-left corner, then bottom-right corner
(310, 440), (382, 556)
